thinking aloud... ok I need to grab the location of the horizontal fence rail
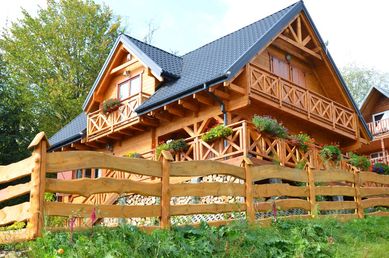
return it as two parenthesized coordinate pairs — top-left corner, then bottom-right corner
(1, 133), (389, 244)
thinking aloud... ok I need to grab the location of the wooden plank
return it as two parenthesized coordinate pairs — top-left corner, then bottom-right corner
(170, 203), (246, 216)
(366, 210), (389, 217)
(170, 160), (245, 179)
(255, 199), (310, 211)
(315, 186), (355, 196)
(360, 187), (389, 197)
(0, 229), (30, 244)
(244, 161), (255, 223)
(161, 152), (172, 229)
(170, 182), (245, 197)
(0, 202), (30, 226)
(359, 172), (389, 185)
(0, 182), (30, 203)
(253, 184), (308, 198)
(361, 197), (389, 209)
(46, 178), (161, 197)
(353, 171), (364, 218)
(44, 202), (161, 218)
(0, 156), (34, 184)
(47, 151), (161, 177)
(312, 170), (354, 183)
(307, 165), (316, 218)
(317, 201), (357, 211)
(251, 165), (308, 182)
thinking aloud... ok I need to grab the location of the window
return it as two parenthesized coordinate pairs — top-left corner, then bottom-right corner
(373, 111), (389, 123)
(118, 75), (141, 100)
(270, 55), (306, 88)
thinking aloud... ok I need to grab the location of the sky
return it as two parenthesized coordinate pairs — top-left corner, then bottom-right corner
(0, 0), (388, 73)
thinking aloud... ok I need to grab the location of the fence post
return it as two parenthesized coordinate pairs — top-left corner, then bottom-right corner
(27, 132), (48, 239)
(242, 156), (255, 223)
(306, 163), (317, 218)
(160, 150), (173, 229)
(353, 169), (364, 218)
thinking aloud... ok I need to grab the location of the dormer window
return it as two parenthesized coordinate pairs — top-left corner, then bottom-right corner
(118, 74), (141, 100)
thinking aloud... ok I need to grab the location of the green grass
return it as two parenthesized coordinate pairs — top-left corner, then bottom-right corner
(2, 216), (388, 257)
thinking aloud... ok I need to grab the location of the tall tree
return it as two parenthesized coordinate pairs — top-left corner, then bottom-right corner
(341, 64), (389, 105)
(0, 0), (122, 136)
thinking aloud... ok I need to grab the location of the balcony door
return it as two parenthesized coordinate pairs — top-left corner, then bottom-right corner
(372, 111), (389, 134)
(118, 75), (142, 120)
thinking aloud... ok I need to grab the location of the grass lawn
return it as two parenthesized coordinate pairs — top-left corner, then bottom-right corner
(1, 216), (388, 257)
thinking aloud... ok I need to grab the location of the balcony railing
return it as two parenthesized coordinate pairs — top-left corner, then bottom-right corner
(367, 118), (389, 137)
(87, 92), (150, 141)
(248, 64), (357, 138)
(141, 120), (352, 171)
(370, 156), (389, 165)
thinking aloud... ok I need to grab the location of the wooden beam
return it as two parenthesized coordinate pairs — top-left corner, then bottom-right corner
(193, 93), (214, 106)
(164, 105), (185, 117)
(278, 35), (322, 60)
(110, 59), (137, 75)
(302, 35), (311, 47)
(152, 111), (172, 122)
(178, 99), (199, 112)
(297, 16), (302, 43)
(140, 116), (159, 127)
(228, 83), (246, 95)
(84, 141), (104, 149)
(209, 88), (230, 100)
(106, 134), (122, 141)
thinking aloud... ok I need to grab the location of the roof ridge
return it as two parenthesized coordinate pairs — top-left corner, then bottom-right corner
(181, 1), (300, 57)
(123, 34), (182, 60)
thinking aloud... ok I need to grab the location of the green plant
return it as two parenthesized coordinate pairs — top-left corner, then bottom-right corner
(372, 163), (389, 175)
(295, 160), (307, 170)
(102, 98), (121, 113)
(348, 152), (371, 171)
(44, 192), (56, 202)
(201, 124), (233, 143)
(320, 145), (342, 163)
(252, 115), (288, 139)
(156, 139), (188, 158)
(289, 133), (312, 152)
(0, 221), (26, 231)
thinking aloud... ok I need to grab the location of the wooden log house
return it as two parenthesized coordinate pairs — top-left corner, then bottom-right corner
(358, 86), (389, 165)
(48, 2), (371, 203)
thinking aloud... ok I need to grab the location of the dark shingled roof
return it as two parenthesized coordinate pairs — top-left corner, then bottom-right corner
(48, 113), (86, 150)
(124, 35), (183, 79)
(135, 2), (300, 114)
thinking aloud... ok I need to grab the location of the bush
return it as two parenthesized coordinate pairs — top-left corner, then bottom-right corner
(372, 163), (389, 175)
(320, 145), (342, 162)
(348, 153), (371, 171)
(0, 221), (26, 231)
(102, 98), (121, 113)
(289, 133), (312, 152)
(252, 115), (288, 139)
(156, 139), (188, 158)
(201, 124), (233, 143)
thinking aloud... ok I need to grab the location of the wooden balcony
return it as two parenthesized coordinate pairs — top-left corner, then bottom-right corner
(87, 92), (150, 142)
(141, 120), (351, 171)
(248, 64), (357, 139)
(367, 118), (389, 137)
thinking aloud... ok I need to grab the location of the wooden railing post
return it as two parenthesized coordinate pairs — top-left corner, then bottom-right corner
(306, 163), (317, 218)
(242, 156), (255, 223)
(27, 132), (48, 239)
(353, 170), (364, 218)
(160, 150), (173, 229)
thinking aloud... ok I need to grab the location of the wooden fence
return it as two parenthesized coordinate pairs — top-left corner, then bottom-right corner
(1, 133), (389, 244)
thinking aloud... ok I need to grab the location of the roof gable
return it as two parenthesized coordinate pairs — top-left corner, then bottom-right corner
(82, 34), (182, 111)
(360, 85), (389, 112)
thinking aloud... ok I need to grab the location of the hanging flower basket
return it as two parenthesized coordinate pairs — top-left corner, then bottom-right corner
(252, 115), (288, 139)
(156, 139), (188, 158)
(201, 124), (233, 143)
(102, 98), (121, 114)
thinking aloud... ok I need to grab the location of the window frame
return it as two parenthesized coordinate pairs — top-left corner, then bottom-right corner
(116, 73), (143, 100)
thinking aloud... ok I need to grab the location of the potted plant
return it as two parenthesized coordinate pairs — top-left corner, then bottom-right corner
(319, 145), (342, 163)
(252, 115), (288, 139)
(347, 152), (371, 171)
(156, 139), (188, 158)
(372, 163), (389, 175)
(103, 98), (121, 114)
(289, 133), (313, 152)
(201, 124), (233, 143)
